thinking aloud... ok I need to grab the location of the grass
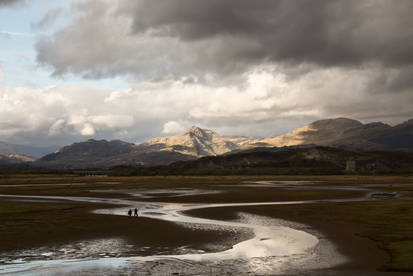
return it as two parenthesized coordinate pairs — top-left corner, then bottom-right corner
(350, 201), (413, 271)
(186, 199), (413, 272)
(1, 174), (413, 186)
(317, 200), (413, 272)
(291, 200), (413, 271)
(1, 174), (413, 271)
(0, 201), (85, 251)
(387, 241), (413, 271)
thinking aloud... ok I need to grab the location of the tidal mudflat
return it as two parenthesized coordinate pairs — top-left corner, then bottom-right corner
(0, 175), (412, 275)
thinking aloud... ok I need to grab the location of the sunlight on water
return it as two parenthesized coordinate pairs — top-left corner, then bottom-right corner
(0, 185), (347, 275)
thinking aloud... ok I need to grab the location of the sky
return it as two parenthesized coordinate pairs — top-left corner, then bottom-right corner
(1, 0), (413, 146)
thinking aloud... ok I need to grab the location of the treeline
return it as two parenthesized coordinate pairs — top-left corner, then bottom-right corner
(1, 146), (412, 176)
(107, 147), (413, 176)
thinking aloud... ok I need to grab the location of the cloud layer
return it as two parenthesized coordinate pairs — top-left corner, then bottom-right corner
(36, 1), (413, 82)
(1, 66), (413, 145)
(2, 1), (413, 146)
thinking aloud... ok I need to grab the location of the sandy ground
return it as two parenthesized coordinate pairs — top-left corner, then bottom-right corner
(0, 176), (412, 275)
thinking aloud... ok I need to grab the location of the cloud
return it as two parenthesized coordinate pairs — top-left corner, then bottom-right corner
(1, 66), (413, 146)
(0, 0), (22, 6)
(3, 1), (413, 146)
(31, 8), (61, 30)
(48, 119), (65, 136)
(127, 0), (413, 68)
(0, 30), (33, 37)
(79, 123), (95, 136)
(36, 0), (413, 86)
(162, 121), (185, 134)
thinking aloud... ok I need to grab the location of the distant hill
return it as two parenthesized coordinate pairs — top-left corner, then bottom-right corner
(32, 118), (413, 169)
(254, 118), (363, 147)
(0, 141), (59, 158)
(248, 118), (413, 152)
(35, 139), (196, 169)
(0, 153), (36, 165)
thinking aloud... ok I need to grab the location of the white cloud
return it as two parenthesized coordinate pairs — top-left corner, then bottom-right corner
(0, 30), (34, 37)
(80, 123), (95, 136)
(48, 119), (65, 136)
(0, 66), (412, 146)
(88, 114), (134, 129)
(7, 0), (408, 147)
(162, 121), (185, 134)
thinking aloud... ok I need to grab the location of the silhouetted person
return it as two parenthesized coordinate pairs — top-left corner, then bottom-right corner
(128, 208), (132, 217)
(134, 208), (138, 217)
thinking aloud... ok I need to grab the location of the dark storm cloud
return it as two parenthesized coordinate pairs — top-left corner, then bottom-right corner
(36, 0), (413, 82)
(31, 0), (413, 134)
(0, 0), (21, 6)
(126, 0), (413, 67)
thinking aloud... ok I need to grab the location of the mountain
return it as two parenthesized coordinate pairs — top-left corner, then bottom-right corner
(0, 141), (59, 158)
(36, 139), (135, 169)
(139, 126), (248, 157)
(255, 118), (362, 146)
(35, 139), (196, 169)
(32, 118), (413, 169)
(248, 118), (362, 147)
(368, 119), (413, 150)
(248, 118), (413, 152)
(34, 127), (250, 169)
(110, 146), (413, 175)
(0, 153), (36, 165)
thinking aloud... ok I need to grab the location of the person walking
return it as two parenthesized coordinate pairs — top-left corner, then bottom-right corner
(134, 207), (138, 217)
(128, 208), (132, 217)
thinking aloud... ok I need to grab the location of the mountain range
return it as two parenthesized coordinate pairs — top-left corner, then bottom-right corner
(248, 118), (413, 151)
(0, 153), (36, 165)
(0, 141), (59, 158)
(1, 117), (411, 169)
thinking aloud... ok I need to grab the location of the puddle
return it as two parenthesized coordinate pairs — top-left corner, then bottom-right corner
(92, 188), (222, 199)
(0, 238), (132, 265)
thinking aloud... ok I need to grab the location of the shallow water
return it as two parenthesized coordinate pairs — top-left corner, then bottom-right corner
(0, 185), (348, 275)
(7, 179), (410, 275)
(1, 180), (410, 274)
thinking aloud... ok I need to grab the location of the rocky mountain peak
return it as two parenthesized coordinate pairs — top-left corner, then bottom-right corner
(188, 125), (203, 132)
(142, 125), (243, 157)
(185, 126), (214, 139)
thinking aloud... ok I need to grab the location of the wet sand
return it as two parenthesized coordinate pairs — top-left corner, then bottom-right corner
(0, 193), (342, 275)
(0, 176), (413, 275)
(0, 199), (244, 256)
(186, 204), (389, 274)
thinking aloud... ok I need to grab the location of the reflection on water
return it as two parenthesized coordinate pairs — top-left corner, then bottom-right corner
(0, 212), (343, 275)
(0, 238), (130, 264)
(0, 182), (356, 275)
(93, 188), (222, 199)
